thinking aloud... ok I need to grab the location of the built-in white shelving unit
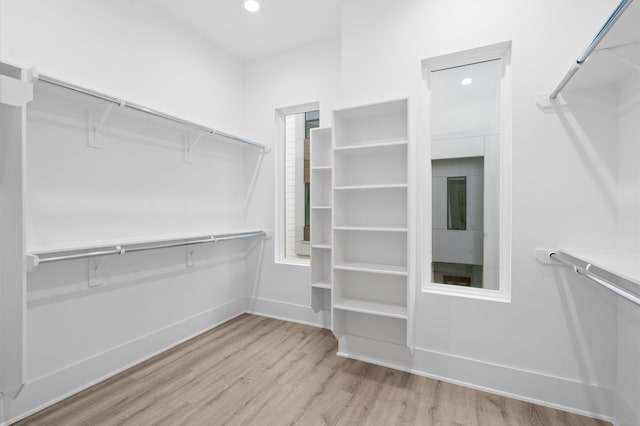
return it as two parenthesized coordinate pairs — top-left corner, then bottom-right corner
(310, 127), (333, 313)
(331, 98), (413, 350)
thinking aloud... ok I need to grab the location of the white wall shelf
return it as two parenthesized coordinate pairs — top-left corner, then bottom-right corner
(334, 184), (408, 191)
(334, 139), (408, 151)
(311, 282), (332, 290)
(33, 73), (269, 155)
(311, 244), (332, 250)
(335, 226), (408, 232)
(558, 248), (640, 288)
(333, 298), (407, 319)
(331, 98), (412, 349)
(310, 127), (334, 314)
(540, 0), (640, 105)
(334, 261), (408, 276)
(26, 230), (269, 271)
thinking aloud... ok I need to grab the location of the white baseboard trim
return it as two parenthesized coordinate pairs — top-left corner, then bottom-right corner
(7, 297), (248, 425)
(336, 335), (612, 423)
(248, 297), (330, 329)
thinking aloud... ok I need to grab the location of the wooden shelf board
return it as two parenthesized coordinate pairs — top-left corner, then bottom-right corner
(311, 165), (332, 170)
(334, 184), (408, 191)
(311, 206), (332, 210)
(311, 282), (332, 290)
(333, 298), (407, 319)
(334, 139), (408, 152)
(334, 261), (407, 276)
(334, 226), (408, 233)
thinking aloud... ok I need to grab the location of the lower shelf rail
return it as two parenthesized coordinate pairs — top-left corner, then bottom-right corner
(27, 230), (269, 270)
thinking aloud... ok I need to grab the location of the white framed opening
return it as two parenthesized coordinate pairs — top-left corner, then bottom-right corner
(420, 42), (512, 302)
(274, 102), (320, 266)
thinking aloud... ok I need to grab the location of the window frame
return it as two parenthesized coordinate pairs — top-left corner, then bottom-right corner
(274, 102), (320, 266)
(419, 42), (512, 302)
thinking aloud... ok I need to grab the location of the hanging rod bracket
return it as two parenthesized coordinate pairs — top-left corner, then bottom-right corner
(26, 254), (40, 272)
(534, 248), (557, 264)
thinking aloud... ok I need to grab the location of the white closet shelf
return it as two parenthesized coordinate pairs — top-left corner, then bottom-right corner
(26, 229), (269, 270)
(334, 226), (408, 233)
(311, 165), (332, 170)
(311, 205), (332, 210)
(558, 248), (640, 287)
(333, 298), (407, 319)
(543, 0), (640, 102)
(312, 244), (332, 250)
(334, 184), (408, 191)
(34, 72), (269, 152)
(334, 140), (408, 151)
(334, 261), (407, 276)
(311, 281), (332, 290)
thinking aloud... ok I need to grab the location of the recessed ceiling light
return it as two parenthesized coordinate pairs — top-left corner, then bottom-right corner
(461, 78), (473, 86)
(243, 0), (260, 12)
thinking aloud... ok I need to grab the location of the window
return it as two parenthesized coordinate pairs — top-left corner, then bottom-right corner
(421, 42), (512, 301)
(276, 104), (320, 264)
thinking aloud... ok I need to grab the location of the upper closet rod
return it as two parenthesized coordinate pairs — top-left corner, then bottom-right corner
(549, 0), (634, 99)
(549, 252), (640, 306)
(36, 73), (268, 151)
(28, 230), (267, 269)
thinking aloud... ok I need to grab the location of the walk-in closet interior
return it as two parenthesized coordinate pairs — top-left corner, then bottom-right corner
(1, 0), (639, 424)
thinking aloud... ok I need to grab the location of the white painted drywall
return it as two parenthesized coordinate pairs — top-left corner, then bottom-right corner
(243, 37), (341, 320)
(0, 0), (244, 135)
(0, 0), (252, 422)
(339, 0), (621, 418)
(614, 73), (640, 426)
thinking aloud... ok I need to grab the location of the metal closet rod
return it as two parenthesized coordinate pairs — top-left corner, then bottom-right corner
(549, 252), (640, 306)
(36, 73), (267, 151)
(549, 0), (634, 100)
(30, 231), (267, 266)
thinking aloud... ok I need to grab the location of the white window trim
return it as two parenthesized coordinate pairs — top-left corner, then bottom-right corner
(419, 41), (513, 302)
(274, 101), (319, 266)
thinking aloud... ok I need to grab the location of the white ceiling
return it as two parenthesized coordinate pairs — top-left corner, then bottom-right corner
(147, 0), (344, 62)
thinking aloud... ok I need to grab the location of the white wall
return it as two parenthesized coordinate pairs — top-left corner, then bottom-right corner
(0, 0), (253, 422)
(0, 0), (244, 134)
(2, 0), (636, 423)
(338, 0), (621, 419)
(243, 37), (341, 324)
(614, 73), (640, 426)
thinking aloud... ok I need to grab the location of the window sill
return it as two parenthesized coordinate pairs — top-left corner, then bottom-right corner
(422, 283), (510, 303)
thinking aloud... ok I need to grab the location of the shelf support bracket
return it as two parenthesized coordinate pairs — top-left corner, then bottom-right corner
(184, 132), (207, 164)
(186, 246), (196, 267)
(88, 100), (124, 149)
(599, 48), (640, 72)
(88, 246), (122, 287)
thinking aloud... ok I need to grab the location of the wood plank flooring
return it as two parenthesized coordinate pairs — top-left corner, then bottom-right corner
(17, 314), (610, 426)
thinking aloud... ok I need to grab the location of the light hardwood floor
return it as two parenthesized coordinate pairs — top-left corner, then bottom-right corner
(17, 314), (610, 426)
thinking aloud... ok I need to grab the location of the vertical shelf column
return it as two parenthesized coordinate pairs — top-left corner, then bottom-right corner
(0, 63), (31, 409)
(331, 98), (413, 349)
(310, 127), (333, 314)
